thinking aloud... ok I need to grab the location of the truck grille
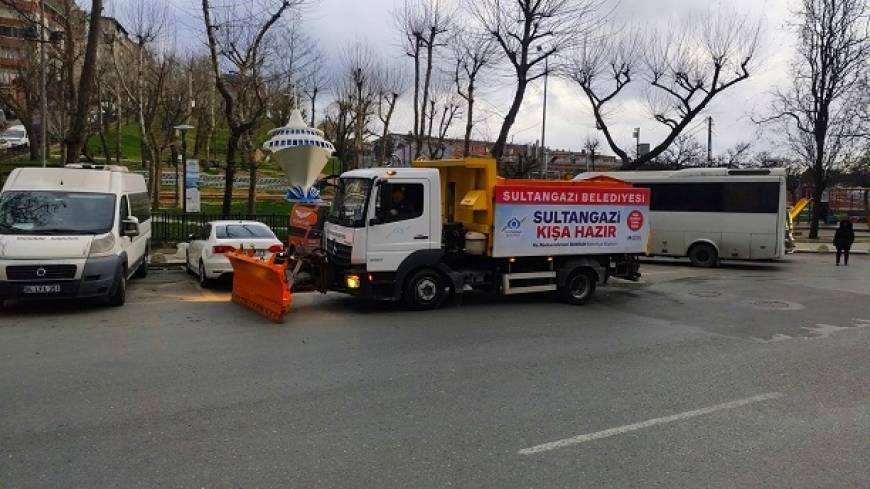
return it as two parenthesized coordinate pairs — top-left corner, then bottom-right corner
(326, 239), (352, 267)
(6, 264), (77, 281)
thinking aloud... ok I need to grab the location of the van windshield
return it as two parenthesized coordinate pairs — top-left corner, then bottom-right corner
(0, 191), (116, 235)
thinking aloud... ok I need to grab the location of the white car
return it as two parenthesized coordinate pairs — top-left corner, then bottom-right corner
(0, 125), (29, 148)
(185, 220), (284, 287)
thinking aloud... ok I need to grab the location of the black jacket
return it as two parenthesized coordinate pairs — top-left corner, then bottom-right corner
(833, 222), (855, 249)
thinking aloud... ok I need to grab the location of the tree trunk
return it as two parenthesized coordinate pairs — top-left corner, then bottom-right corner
(463, 82), (474, 157)
(309, 88), (317, 127)
(411, 40), (421, 158)
(221, 132), (239, 217)
(419, 36), (435, 158)
(864, 189), (869, 231)
(247, 154), (256, 215)
(809, 183), (824, 240)
(115, 89), (122, 165)
(64, 0), (104, 164)
(491, 78), (527, 160)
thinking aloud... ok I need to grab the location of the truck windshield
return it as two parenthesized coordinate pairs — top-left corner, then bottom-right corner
(0, 191), (116, 235)
(327, 178), (372, 228)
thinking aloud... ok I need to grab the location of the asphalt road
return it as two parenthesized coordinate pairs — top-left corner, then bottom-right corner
(1, 254), (868, 488)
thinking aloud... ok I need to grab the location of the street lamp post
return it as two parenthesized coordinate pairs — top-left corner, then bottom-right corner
(174, 124), (195, 213)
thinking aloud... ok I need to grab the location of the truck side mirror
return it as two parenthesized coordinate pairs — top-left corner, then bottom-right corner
(122, 216), (140, 237)
(375, 182), (392, 223)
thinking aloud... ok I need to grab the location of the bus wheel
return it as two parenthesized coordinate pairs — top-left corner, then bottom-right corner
(404, 269), (447, 310)
(689, 243), (718, 268)
(559, 268), (596, 305)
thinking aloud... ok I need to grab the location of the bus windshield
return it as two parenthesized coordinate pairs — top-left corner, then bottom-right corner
(0, 191), (116, 235)
(327, 178), (372, 228)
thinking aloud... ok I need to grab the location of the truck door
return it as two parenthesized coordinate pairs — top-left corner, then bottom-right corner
(366, 179), (431, 272)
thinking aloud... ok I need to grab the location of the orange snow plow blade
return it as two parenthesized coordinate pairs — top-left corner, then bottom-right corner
(226, 249), (291, 322)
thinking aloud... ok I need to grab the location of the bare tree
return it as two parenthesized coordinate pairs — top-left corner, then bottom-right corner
(376, 63), (407, 165)
(570, 9), (759, 169)
(202, 0), (299, 216)
(64, 0), (104, 163)
(396, 0), (452, 159)
(759, 0), (869, 238)
(583, 136), (599, 171)
(657, 133), (705, 168)
(425, 89), (461, 159)
(337, 43), (379, 169)
(301, 50), (329, 127)
(471, 0), (605, 160)
(453, 29), (497, 156)
(714, 141), (753, 168)
(112, 0), (169, 206)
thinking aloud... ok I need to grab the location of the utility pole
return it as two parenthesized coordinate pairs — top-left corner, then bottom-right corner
(633, 127), (640, 161)
(706, 116), (713, 165)
(39, 0), (46, 167)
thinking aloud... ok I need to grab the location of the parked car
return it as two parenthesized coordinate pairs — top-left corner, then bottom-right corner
(0, 125), (29, 149)
(185, 220), (283, 287)
(0, 164), (151, 307)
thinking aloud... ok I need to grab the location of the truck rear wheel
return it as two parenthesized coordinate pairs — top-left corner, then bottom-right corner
(559, 268), (596, 305)
(403, 269), (447, 310)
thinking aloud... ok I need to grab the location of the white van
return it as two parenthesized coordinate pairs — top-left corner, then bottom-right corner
(0, 165), (151, 306)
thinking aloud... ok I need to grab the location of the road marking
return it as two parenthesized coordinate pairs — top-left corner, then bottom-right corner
(518, 392), (783, 455)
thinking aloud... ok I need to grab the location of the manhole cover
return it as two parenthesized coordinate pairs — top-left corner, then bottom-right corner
(746, 299), (805, 311)
(690, 290), (721, 298)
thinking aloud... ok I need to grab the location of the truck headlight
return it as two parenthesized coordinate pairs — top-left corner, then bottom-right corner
(345, 274), (361, 289)
(89, 233), (116, 256)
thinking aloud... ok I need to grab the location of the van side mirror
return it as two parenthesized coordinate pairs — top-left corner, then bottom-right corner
(122, 216), (140, 237)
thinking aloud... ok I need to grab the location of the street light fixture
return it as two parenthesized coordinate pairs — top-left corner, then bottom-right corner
(174, 124), (195, 213)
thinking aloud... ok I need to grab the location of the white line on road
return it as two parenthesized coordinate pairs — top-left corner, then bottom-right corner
(518, 392), (783, 455)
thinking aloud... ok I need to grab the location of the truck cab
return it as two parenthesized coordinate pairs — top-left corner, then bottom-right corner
(323, 168), (445, 298)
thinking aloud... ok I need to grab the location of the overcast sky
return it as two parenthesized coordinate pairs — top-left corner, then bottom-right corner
(104, 0), (797, 158)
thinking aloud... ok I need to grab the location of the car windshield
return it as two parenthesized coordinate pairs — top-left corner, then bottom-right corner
(2, 129), (25, 139)
(216, 224), (276, 239)
(0, 191), (116, 235)
(327, 177), (372, 228)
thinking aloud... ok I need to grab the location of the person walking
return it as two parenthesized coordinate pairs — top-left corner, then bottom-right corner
(833, 220), (855, 266)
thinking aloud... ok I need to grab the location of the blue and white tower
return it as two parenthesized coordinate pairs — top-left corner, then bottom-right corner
(263, 109), (335, 203)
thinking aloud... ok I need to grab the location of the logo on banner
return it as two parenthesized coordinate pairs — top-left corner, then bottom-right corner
(501, 216), (526, 236)
(627, 210), (644, 231)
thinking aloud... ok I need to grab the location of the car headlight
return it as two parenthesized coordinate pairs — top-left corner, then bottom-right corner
(89, 233), (116, 256)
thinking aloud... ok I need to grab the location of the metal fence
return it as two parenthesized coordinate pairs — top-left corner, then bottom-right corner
(150, 212), (290, 244)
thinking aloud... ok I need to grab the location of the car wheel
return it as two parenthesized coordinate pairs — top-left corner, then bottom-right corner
(688, 243), (718, 268)
(108, 267), (127, 307)
(198, 260), (212, 288)
(133, 246), (150, 278)
(403, 269), (447, 310)
(558, 268), (597, 305)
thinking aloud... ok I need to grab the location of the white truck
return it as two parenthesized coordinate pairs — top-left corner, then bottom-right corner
(300, 157), (651, 310)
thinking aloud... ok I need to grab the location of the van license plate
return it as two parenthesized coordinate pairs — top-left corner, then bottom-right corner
(22, 284), (61, 294)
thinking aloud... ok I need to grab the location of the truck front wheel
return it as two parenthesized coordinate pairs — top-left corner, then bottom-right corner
(559, 268), (596, 305)
(403, 269), (447, 310)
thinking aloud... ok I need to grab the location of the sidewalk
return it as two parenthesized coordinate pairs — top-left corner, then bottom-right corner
(793, 241), (869, 254)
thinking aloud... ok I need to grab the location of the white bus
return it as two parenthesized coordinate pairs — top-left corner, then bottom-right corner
(574, 168), (787, 267)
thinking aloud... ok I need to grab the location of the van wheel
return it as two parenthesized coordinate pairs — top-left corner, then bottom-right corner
(108, 268), (127, 307)
(133, 246), (150, 278)
(559, 268), (597, 305)
(403, 269), (447, 310)
(198, 260), (212, 288)
(689, 243), (718, 268)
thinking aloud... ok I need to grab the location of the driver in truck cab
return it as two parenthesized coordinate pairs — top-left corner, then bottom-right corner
(389, 186), (416, 220)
